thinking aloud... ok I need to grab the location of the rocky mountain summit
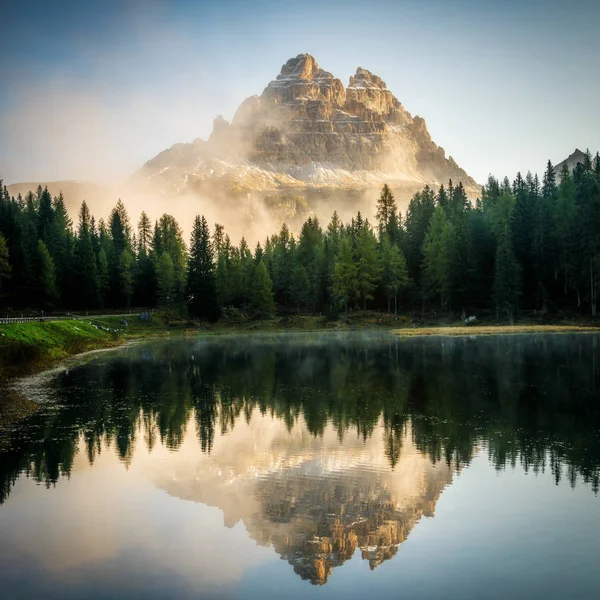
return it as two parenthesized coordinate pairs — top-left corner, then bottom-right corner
(140, 53), (478, 196)
(554, 148), (587, 178)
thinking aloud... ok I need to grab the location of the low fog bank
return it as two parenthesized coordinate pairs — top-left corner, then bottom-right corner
(5, 179), (422, 244)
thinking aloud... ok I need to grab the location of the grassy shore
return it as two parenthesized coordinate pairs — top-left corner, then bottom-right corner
(0, 320), (119, 379)
(1, 311), (598, 379)
(90, 310), (600, 338)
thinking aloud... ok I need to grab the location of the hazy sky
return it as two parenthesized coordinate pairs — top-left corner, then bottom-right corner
(1, 0), (599, 185)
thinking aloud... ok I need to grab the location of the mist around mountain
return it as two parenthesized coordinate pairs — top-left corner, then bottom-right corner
(5, 53), (482, 241)
(139, 54), (478, 196)
(4, 54), (594, 248)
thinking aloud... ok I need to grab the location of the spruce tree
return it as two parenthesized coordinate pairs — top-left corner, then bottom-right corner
(333, 238), (358, 318)
(156, 252), (175, 320)
(376, 184), (398, 237)
(73, 201), (99, 308)
(381, 235), (409, 315)
(35, 240), (59, 310)
(186, 215), (220, 322)
(0, 233), (11, 299)
(251, 260), (275, 318)
(119, 249), (135, 309)
(216, 252), (232, 309)
(135, 211), (154, 307)
(289, 262), (309, 315)
(97, 249), (109, 308)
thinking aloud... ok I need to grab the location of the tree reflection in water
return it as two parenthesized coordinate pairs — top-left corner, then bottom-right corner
(1, 333), (599, 582)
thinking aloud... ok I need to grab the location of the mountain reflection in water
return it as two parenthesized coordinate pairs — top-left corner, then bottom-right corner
(1, 332), (599, 590)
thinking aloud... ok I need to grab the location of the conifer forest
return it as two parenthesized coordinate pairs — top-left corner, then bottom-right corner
(1, 152), (599, 324)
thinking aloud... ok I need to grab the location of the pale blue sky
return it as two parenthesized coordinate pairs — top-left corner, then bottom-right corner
(1, 0), (599, 185)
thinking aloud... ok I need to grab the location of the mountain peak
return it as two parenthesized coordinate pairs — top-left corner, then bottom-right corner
(554, 148), (589, 177)
(349, 67), (388, 90)
(140, 53), (479, 198)
(278, 53), (321, 80)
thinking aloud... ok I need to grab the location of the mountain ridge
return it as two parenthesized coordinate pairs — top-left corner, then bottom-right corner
(138, 53), (480, 196)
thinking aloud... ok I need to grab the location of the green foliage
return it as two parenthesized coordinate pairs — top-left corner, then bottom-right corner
(34, 240), (59, 309)
(251, 260), (275, 318)
(381, 235), (409, 314)
(354, 224), (381, 311)
(332, 238), (357, 316)
(186, 215), (220, 322)
(376, 183), (398, 237)
(118, 249), (135, 309)
(0, 233), (11, 298)
(156, 252), (175, 317)
(1, 149), (600, 320)
(494, 222), (521, 324)
(73, 202), (99, 308)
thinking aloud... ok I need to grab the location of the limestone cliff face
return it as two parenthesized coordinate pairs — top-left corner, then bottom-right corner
(140, 53), (478, 196)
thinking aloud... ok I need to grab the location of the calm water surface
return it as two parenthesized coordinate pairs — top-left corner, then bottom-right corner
(1, 332), (599, 599)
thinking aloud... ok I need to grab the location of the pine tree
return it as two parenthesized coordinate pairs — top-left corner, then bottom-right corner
(119, 249), (135, 309)
(422, 206), (453, 309)
(511, 171), (535, 307)
(381, 235), (409, 315)
(216, 252), (232, 308)
(437, 184), (449, 210)
(135, 212), (154, 307)
(51, 192), (74, 298)
(376, 184), (398, 237)
(494, 228), (521, 325)
(333, 238), (358, 318)
(297, 217), (325, 311)
(213, 223), (225, 255)
(37, 186), (54, 247)
(251, 260), (275, 318)
(186, 215), (220, 322)
(156, 252), (175, 319)
(556, 165), (578, 300)
(153, 214), (187, 315)
(354, 224), (381, 312)
(0, 233), (11, 299)
(108, 201), (131, 306)
(271, 223), (293, 306)
(97, 249), (109, 308)
(403, 186), (436, 298)
(35, 240), (59, 310)
(73, 201), (99, 308)
(289, 262), (309, 315)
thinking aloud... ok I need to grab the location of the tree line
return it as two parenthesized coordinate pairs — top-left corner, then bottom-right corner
(1, 150), (599, 322)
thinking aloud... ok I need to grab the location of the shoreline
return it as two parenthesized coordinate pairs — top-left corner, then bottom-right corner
(1, 318), (599, 383)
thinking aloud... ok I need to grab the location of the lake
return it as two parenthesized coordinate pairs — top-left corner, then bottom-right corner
(1, 332), (599, 599)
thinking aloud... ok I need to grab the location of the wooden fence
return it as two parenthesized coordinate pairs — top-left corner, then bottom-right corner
(0, 316), (77, 324)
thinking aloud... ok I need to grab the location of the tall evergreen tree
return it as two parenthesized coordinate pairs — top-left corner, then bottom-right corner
(332, 238), (357, 318)
(0, 233), (11, 300)
(376, 184), (398, 237)
(73, 201), (99, 308)
(156, 252), (175, 320)
(494, 230), (521, 325)
(186, 215), (220, 322)
(355, 224), (381, 312)
(251, 260), (275, 318)
(381, 235), (409, 315)
(34, 240), (59, 310)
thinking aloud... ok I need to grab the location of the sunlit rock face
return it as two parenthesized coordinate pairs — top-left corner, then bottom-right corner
(153, 411), (455, 585)
(140, 53), (478, 196)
